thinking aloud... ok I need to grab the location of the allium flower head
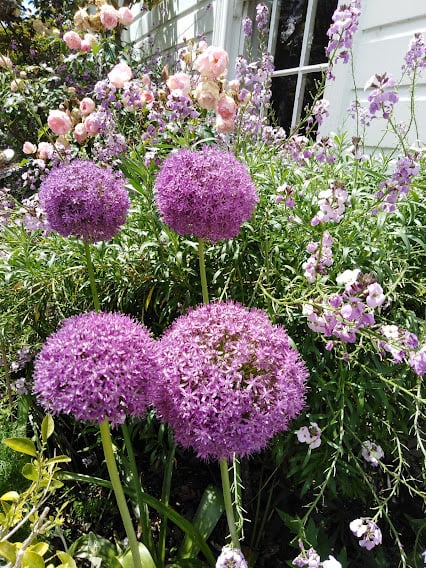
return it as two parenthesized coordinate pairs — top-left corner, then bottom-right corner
(154, 301), (308, 460)
(33, 312), (159, 426)
(39, 159), (130, 242)
(154, 146), (258, 243)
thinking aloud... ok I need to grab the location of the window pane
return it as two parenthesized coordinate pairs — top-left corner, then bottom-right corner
(273, 0), (308, 71)
(309, 0), (338, 65)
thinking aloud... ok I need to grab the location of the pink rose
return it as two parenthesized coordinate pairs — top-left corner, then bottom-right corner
(84, 114), (100, 135)
(100, 5), (119, 30)
(194, 80), (220, 110)
(80, 40), (91, 53)
(194, 45), (229, 78)
(47, 110), (72, 135)
(216, 114), (235, 133)
(37, 142), (54, 161)
(217, 93), (236, 119)
(63, 30), (82, 51)
(108, 62), (133, 88)
(23, 141), (37, 155)
(228, 79), (240, 91)
(73, 123), (88, 144)
(166, 72), (191, 96)
(118, 6), (133, 26)
(80, 97), (96, 116)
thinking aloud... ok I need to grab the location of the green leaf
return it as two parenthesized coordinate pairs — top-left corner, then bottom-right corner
(178, 485), (224, 559)
(0, 541), (17, 563)
(30, 542), (49, 556)
(68, 532), (121, 567)
(118, 543), (156, 568)
(41, 415), (55, 443)
(22, 462), (39, 481)
(45, 455), (71, 465)
(0, 491), (20, 502)
(22, 550), (45, 568)
(56, 551), (77, 568)
(3, 437), (37, 457)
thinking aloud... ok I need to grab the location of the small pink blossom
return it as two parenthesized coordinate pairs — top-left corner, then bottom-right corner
(361, 440), (384, 467)
(366, 282), (385, 308)
(194, 45), (229, 78)
(37, 142), (54, 161)
(108, 62), (133, 88)
(84, 114), (100, 135)
(80, 97), (96, 116)
(47, 110), (72, 136)
(80, 40), (91, 53)
(217, 93), (237, 119)
(73, 123), (88, 144)
(23, 141), (37, 155)
(84, 33), (97, 47)
(166, 72), (191, 96)
(194, 80), (220, 110)
(0, 54), (13, 68)
(63, 30), (82, 51)
(100, 4), (119, 30)
(215, 114), (235, 133)
(118, 6), (133, 26)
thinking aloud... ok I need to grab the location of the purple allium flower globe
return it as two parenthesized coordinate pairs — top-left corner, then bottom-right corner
(154, 146), (258, 243)
(39, 159), (130, 242)
(33, 312), (159, 426)
(155, 301), (308, 460)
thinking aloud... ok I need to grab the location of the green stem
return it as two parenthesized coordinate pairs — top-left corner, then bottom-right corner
(219, 458), (240, 549)
(158, 428), (176, 567)
(84, 241), (100, 312)
(198, 238), (209, 304)
(99, 421), (142, 568)
(121, 422), (157, 565)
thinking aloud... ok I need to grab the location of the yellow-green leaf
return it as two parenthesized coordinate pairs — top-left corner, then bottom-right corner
(41, 415), (55, 443)
(22, 549), (45, 568)
(3, 437), (37, 457)
(56, 551), (77, 568)
(0, 541), (17, 563)
(45, 455), (71, 465)
(22, 463), (38, 481)
(30, 542), (49, 556)
(0, 491), (20, 502)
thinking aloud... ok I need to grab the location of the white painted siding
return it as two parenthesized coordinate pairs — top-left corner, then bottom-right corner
(320, 1), (426, 151)
(124, 0), (247, 76)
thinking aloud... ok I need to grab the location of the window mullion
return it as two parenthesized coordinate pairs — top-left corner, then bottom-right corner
(291, 0), (319, 126)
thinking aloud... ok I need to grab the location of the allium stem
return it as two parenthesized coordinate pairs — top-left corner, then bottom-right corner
(99, 420), (142, 568)
(198, 238), (209, 304)
(219, 458), (240, 549)
(121, 422), (157, 564)
(84, 241), (100, 312)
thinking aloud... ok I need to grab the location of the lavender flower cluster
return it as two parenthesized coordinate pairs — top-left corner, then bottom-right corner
(403, 32), (426, 75)
(154, 301), (308, 460)
(39, 160), (130, 242)
(215, 546), (248, 568)
(311, 181), (348, 226)
(302, 230), (334, 284)
(302, 270), (384, 344)
(325, 0), (361, 80)
(154, 146), (258, 243)
(349, 518), (382, 550)
(293, 542), (342, 568)
(364, 72), (399, 120)
(374, 152), (420, 213)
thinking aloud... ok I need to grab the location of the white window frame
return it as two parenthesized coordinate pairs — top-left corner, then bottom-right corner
(268, 0), (329, 126)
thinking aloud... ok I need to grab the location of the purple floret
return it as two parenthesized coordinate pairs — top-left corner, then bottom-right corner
(33, 312), (159, 426)
(154, 146), (258, 243)
(39, 159), (130, 242)
(154, 301), (308, 460)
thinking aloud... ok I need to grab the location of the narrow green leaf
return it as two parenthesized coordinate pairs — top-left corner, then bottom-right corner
(0, 491), (20, 502)
(45, 455), (71, 465)
(3, 437), (37, 457)
(56, 551), (77, 568)
(41, 415), (55, 443)
(118, 543), (156, 568)
(178, 485), (224, 559)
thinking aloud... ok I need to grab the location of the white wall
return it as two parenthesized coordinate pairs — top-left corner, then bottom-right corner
(320, 1), (426, 151)
(124, 0), (247, 77)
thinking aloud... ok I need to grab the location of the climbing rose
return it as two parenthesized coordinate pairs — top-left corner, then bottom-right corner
(100, 4), (119, 29)
(63, 30), (82, 51)
(108, 62), (133, 88)
(47, 110), (72, 135)
(154, 146), (258, 243)
(154, 301), (308, 460)
(39, 159), (129, 242)
(194, 45), (229, 78)
(33, 312), (160, 426)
